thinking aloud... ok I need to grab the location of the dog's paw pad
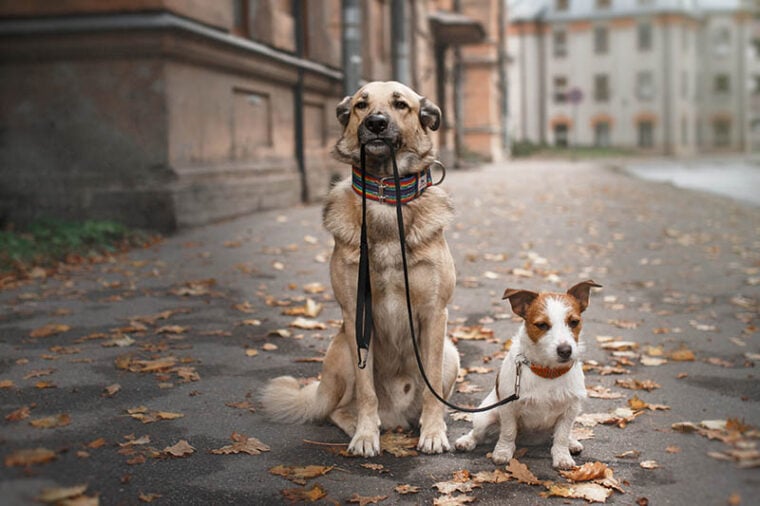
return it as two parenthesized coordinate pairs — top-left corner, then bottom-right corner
(349, 432), (380, 457)
(454, 435), (476, 452)
(418, 431), (450, 454)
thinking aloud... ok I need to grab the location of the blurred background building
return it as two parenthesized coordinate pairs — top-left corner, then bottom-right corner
(1, 1), (757, 232)
(0, 0), (506, 231)
(508, 0), (760, 154)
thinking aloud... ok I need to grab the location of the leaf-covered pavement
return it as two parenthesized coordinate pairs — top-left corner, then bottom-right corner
(1, 159), (758, 504)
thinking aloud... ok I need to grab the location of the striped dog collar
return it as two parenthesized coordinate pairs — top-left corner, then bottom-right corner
(351, 166), (433, 205)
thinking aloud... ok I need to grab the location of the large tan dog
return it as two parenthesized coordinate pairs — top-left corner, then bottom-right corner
(261, 81), (460, 457)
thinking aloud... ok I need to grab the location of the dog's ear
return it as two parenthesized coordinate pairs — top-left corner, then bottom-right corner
(502, 288), (539, 319)
(419, 97), (441, 131)
(567, 280), (602, 313)
(336, 96), (352, 127)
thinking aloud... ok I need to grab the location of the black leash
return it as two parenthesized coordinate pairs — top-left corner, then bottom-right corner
(355, 142), (521, 413)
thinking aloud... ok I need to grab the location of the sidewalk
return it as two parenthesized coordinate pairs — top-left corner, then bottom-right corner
(1, 159), (758, 505)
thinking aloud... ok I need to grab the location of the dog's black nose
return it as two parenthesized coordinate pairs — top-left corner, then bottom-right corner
(557, 344), (572, 360)
(364, 114), (388, 134)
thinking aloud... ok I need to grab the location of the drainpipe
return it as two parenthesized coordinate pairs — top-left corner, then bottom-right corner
(453, 0), (464, 165)
(498, 0), (509, 155)
(391, 0), (409, 84)
(342, 0), (362, 95)
(293, 0), (308, 202)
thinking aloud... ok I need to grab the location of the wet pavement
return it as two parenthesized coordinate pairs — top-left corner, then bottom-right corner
(1, 158), (759, 505)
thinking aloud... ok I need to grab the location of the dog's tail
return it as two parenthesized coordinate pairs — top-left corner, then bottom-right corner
(260, 376), (335, 424)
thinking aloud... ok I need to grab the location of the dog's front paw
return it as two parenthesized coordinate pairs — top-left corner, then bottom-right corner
(418, 428), (450, 454)
(551, 447), (576, 469)
(491, 442), (515, 465)
(349, 430), (380, 457)
(569, 439), (584, 455)
(454, 433), (477, 452)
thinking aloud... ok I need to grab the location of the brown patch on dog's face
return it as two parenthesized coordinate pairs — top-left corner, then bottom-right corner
(509, 293), (583, 344)
(332, 81), (440, 175)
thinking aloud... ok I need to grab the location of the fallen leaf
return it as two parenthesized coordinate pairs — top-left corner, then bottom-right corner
(433, 479), (478, 495)
(587, 385), (623, 399)
(30, 324), (71, 338)
(615, 378), (660, 391)
(728, 493), (742, 505)
(394, 484), (420, 494)
(668, 347), (695, 361)
(226, 401), (255, 412)
(640, 356), (667, 366)
(609, 319), (639, 330)
(102, 384), (121, 397)
(6, 405), (32, 422)
(87, 438), (107, 449)
(347, 493), (388, 505)
(23, 368), (55, 379)
(559, 461), (609, 482)
(268, 329), (292, 338)
(707, 357), (734, 368)
(4, 448), (57, 467)
(542, 482), (612, 502)
(155, 325), (187, 335)
(241, 319), (261, 326)
(640, 460), (659, 469)
(210, 432), (270, 455)
(37, 484), (88, 503)
(281, 483), (327, 502)
(261, 343), (278, 351)
(433, 494), (477, 505)
(163, 440), (195, 458)
(29, 413), (71, 429)
(303, 282), (326, 294)
(0, 379), (15, 389)
(666, 445), (681, 453)
(616, 449), (640, 458)
(289, 317), (327, 330)
(139, 492), (162, 503)
(283, 299), (323, 318)
(450, 325), (495, 342)
(600, 341), (639, 351)
(506, 458), (541, 485)
(380, 431), (418, 457)
(126, 407), (183, 424)
(270, 464), (335, 485)
(472, 469), (511, 484)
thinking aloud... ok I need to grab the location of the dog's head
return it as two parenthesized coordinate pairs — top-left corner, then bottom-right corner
(332, 81), (441, 176)
(502, 280), (602, 367)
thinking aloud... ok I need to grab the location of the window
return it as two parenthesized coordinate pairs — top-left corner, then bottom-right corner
(713, 27), (731, 56)
(638, 121), (654, 148)
(553, 30), (567, 58)
(753, 75), (760, 95)
(554, 76), (568, 103)
(554, 124), (569, 147)
(636, 71), (654, 101)
(638, 23), (652, 51)
(595, 122), (611, 147)
(714, 74), (730, 94)
(594, 26), (609, 54)
(594, 74), (610, 102)
(713, 121), (731, 147)
(556, 0), (569, 11)
(596, 0), (611, 8)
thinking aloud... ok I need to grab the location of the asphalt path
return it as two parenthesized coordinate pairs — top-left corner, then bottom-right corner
(1, 158), (758, 505)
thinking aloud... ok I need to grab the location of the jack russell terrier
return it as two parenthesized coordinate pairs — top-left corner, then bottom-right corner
(455, 280), (601, 469)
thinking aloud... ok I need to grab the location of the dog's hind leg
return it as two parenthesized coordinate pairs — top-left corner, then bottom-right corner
(454, 388), (499, 452)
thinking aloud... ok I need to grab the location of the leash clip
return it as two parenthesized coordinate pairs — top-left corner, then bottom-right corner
(513, 355), (529, 398)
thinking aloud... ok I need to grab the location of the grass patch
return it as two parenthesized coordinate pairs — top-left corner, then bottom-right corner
(511, 141), (636, 159)
(0, 219), (157, 277)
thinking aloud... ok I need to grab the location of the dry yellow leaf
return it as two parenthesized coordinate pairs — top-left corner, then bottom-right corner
(29, 413), (71, 429)
(506, 458), (541, 485)
(30, 324), (71, 338)
(559, 461), (609, 482)
(269, 464), (335, 485)
(37, 484), (88, 503)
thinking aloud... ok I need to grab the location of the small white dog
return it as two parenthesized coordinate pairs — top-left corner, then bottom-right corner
(455, 280), (601, 469)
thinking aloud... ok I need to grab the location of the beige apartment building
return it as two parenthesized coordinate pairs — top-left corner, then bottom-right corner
(0, 0), (506, 231)
(508, 0), (760, 154)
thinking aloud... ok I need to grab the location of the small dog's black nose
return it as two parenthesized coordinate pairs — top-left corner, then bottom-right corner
(364, 114), (388, 134)
(557, 344), (572, 360)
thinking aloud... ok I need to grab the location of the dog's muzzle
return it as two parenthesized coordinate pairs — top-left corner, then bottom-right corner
(359, 113), (400, 156)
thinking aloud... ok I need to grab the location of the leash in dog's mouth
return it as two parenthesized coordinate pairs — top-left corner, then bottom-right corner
(354, 140), (521, 413)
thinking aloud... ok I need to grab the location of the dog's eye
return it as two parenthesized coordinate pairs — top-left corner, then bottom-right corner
(355, 101), (368, 110)
(535, 322), (551, 331)
(393, 100), (409, 110)
(568, 319), (580, 329)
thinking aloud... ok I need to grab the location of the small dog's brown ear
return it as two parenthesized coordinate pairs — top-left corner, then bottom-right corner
(419, 97), (441, 131)
(502, 288), (539, 319)
(567, 280), (602, 312)
(336, 96), (352, 127)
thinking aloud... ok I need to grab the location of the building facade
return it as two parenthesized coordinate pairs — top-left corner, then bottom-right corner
(0, 0), (507, 232)
(508, 0), (760, 154)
